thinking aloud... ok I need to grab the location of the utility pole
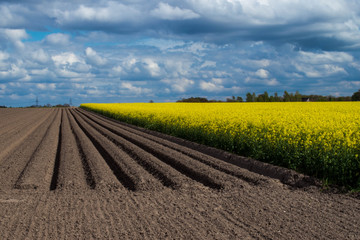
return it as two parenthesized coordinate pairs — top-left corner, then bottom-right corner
(36, 96), (39, 107)
(70, 98), (72, 107)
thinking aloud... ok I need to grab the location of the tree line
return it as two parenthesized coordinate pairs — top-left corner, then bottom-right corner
(177, 90), (360, 103)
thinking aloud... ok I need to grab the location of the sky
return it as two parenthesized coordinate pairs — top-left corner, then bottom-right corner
(0, 0), (359, 106)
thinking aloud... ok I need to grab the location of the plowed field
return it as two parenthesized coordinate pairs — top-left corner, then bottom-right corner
(0, 108), (359, 239)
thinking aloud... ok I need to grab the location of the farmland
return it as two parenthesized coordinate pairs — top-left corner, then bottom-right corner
(0, 107), (359, 239)
(81, 102), (360, 189)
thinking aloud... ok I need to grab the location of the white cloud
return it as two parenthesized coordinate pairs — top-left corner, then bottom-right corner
(31, 68), (50, 76)
(161, 78), (195, 93)
(163, 58), (192, 77)
(109, 65), (124, 77)
(295, 63), (347, 78)
(0, 51), (9, 62)
(266, 78), (279, 86)
(45, 33), (70, 45)
(85, 47), (107, 66)
(151, 3), (200, 20)
(245, 76), (279, 86)
(0, 28), (28, 48)
(36, 83), (56, 90)
(9, 94), (20, 100)
(52, 52), (83, 66)
(3, 28), (27, 41)
(120, 82), (151, 95)
(245, 59), (271, 68)
(0, 64), (28, 80)
(200, 61), (216, 68)
(255, 69), (269, 78)
(200, 81), (224, 92)
(143, 58), (161, 77)
(298, 51), (353, 64)
(55, 2), (141, 25)
(31, 49), (49, 63)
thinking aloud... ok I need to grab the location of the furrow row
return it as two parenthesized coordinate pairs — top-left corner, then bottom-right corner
(2, 107), (251, 192)
(0, 109), (59, 190)
(78, 108), (270, 186)
(74, 109), (239, 190)
(70, 109), (165, 191)
(0, 109), (55, 164)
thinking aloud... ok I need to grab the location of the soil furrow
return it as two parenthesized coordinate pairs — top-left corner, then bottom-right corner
(76, 109), (234, 190)
(50, 110), (63, 191)
(0, 109), (44, 133)
(78, 108), (317, 188)
(0, 109), (55, 164)
(70, 109), (163, 191)
(73, 109), (190, 190)
(14, 109), (61, 190)
(0, 110), (57, 190)
(66, 109), (124, 191)
(78, 108), (270, 186)
(52, 109), (92, 190)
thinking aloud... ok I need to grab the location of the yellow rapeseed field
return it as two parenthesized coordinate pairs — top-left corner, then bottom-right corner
(81, 102), (360, 188)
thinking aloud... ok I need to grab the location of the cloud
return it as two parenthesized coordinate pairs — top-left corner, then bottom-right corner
(150, 2), (200, 20)
(142, 58), (161, 77)
(31, 49), (49, 63)
(245, 76), (279, 86)
(200, 80), (224, 92)
(36, 83), (56, 90)
(0, 28), (28, 48)
(0, 51), (9, 61)
(255, 69), (269, 78)
(0, 64), (29, 81)
(120, 82), (151, 95)
(294, 50), (351, 78)
(161, 78), (195, 93)
(85, 47), (107, 66)
(45, 33), (70, 45)
(53, 2), (142, 32)
(52, 52), (83, 66)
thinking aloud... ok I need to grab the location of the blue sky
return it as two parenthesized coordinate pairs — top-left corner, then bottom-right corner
(0, 0), (359, 106)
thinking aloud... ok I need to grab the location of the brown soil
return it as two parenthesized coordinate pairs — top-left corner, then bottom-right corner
(0, 108), (359, 239)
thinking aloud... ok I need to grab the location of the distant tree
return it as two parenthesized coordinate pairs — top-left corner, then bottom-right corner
(246, 92), (253, 102)
(149, 100), (154, 103)
(283, 91), (291, 102)
(352, 90), (360, 101)
(295, 91), (302, 102)
(236, 96), (243, 102)
(177, 97), (209, 102)
(257, 94), (265, 102)
(274, 92), (281, 102)
(252, 92), (257, 102)
(263, 91), (270, 102)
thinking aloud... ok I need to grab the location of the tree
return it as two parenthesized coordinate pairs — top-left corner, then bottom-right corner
(352, 90), (360, 101)
(295, 91), (302, 102)
(236, 96), (243, 102)
(246, 92), (253, 102)
(252, 92), (257, 102)
(274, 92), (281, 102)
(263, 91), (270, 102)
(283, 91), (291, 102)
(257, 94), (264, 102)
